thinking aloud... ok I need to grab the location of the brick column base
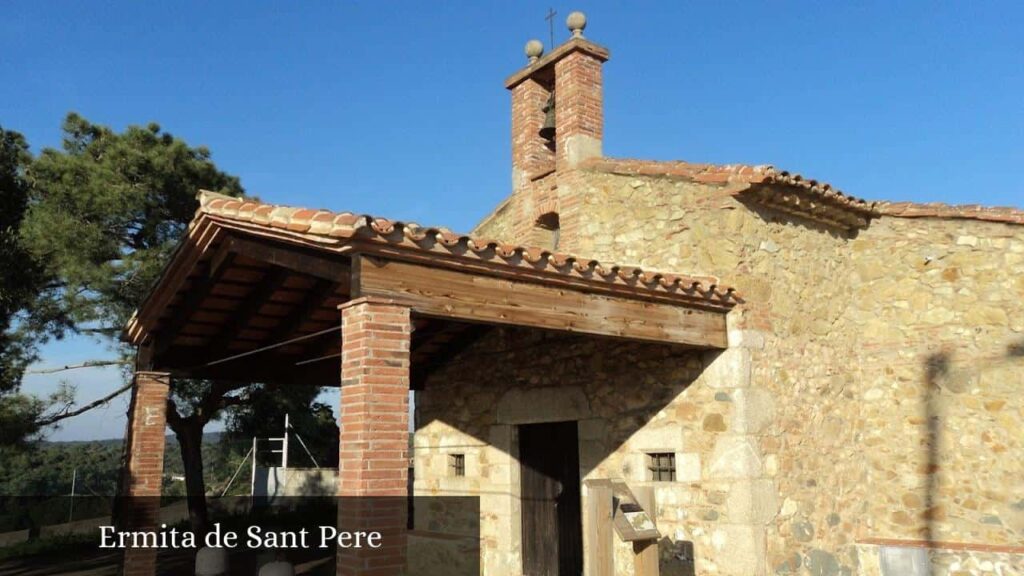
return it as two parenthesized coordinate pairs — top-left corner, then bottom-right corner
(121, 371), (170, 576)
(336, 298), (412, 576)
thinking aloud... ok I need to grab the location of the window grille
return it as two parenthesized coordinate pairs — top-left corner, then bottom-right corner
(449, 453), (466, 477)
(646, 452), (676, 482)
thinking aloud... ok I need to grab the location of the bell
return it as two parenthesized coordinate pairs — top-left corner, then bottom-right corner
(539, 94), (556, 140)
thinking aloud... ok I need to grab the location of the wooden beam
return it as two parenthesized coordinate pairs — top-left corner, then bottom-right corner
(268, 279), (337, 349)
(300, 331), (342, 367)
(632, 486), (660, 576)
(203, 267), (289, 359)
(156, 349), (338, 386)
(226, 236), (349, 285)
(153, 253), (234, 356)
(584, 481), (614, 576)
(354, 256), (728, 348)
(348, 239), (733, 311)
(128, 220), (224, 344)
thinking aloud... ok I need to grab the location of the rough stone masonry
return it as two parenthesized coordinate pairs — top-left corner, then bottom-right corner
(413, 12), (1023, 576)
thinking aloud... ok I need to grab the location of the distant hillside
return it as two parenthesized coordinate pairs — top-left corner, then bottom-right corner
(0, 432), (247, 497)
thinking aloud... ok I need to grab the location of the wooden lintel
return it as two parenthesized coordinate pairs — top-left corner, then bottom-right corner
(349, 240), (732, 311)
(226, 235), (350, 285)
(354, 256), (728, 348)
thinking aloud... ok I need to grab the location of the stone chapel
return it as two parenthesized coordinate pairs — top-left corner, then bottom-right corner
(119, 11), (1023, 576)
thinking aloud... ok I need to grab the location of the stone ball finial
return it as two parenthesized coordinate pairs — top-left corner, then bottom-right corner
(195, 547), (229, 576)
(525, 39), (544, 62)
(566, 11), (587, 38)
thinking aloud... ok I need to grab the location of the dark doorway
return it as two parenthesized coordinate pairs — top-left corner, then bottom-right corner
(519, 421), (583, 576)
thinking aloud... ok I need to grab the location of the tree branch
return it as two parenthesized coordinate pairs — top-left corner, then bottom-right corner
(219, 394), (248, 409)
(78, 327), (121, 335)
(165, 397), (185, 431)
(36, 381), (133, 426)
(197, 381), (250, 426)
(26, 359), (129, 374)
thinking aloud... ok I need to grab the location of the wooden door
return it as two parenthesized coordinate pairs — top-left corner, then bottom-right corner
(519, 421), (583, 576)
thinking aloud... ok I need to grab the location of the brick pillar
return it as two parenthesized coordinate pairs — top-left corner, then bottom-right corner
(554, 48), (604, 169)
(121, 371), (170, 576)
(511, 77), (555, 190)
(337, 298), (412, 576)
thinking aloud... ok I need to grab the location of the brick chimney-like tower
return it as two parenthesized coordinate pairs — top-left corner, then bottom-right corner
(505, 12), (609, 190)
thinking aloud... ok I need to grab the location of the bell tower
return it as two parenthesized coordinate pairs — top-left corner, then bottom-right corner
(505, 12), (610, 190)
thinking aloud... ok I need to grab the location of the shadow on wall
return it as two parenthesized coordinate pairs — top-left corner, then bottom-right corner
(734, 190), (860, 241)
(659, 537), (695, 576)
(922, 351), (948, 556)
(910, 338), (1024, 576)
(1008, 339), (1024, 358)
(417, 325), (709, 574)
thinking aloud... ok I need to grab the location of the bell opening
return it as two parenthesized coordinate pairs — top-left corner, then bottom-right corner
(539, 93), (556, 141)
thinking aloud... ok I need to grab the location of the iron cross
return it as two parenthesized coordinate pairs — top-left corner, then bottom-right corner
(545, 8), (557, 49)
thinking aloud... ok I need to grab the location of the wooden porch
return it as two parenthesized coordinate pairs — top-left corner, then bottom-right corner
(118, 190), (740, 575)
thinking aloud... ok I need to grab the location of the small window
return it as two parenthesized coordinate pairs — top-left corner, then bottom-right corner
(646, 452), (676, 482)
(449, 453), (466, 477)
(532, 212), (560, 251)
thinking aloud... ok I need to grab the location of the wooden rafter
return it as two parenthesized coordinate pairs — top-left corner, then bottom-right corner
(226, 236), (349, 285)
(202, 266), (290, 360)
(153, 253), (234, 356)
(268, 278), (337, 351)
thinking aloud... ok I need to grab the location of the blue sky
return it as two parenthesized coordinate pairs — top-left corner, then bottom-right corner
(3, 1), (1021, 440)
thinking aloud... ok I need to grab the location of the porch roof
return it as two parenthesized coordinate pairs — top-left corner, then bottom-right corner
(123, 191), (739, 385)
(193, 191), (737, 303)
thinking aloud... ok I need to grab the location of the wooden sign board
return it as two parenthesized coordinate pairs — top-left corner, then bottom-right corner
(589, 479), (660, 542)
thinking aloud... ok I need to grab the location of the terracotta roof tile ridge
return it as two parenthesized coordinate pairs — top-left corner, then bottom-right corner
(578, 158), (884, 233)
(758, 167), (876, 213)
(579, 157), (772, 182)
(579, 159), (1024, 226)
(193, 190), (741, 305)
(582, 157), (877, 208)
(876, 200), (1024, 226)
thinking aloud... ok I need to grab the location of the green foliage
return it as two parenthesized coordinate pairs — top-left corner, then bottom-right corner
(0, 127), (45, 392)
(22, 113), (244, 331)
(0, 388), (74, 447)
(0, 433), (250, 498)
(0, 438), (123, 497)
(0, 126), (53, 445)
(224, 385), (339, 470)
(0, 530), (97, 560)
(0, 433), (254, 538)
(0, 113), (244, 447)
(163, 432), (254, 497)
(1, 115), (334, 524)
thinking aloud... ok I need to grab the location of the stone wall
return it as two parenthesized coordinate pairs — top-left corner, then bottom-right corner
(846, 216), (1024, 568)
(856, 542), (1022, 576)
(415, 327), (717, 575)
(460, 166), (1023, 574)
(565, 170), (864, 575)
(570, 168), (1023, 574)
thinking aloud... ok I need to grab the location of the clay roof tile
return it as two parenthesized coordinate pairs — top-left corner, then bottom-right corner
(193, 189), (741, 307)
